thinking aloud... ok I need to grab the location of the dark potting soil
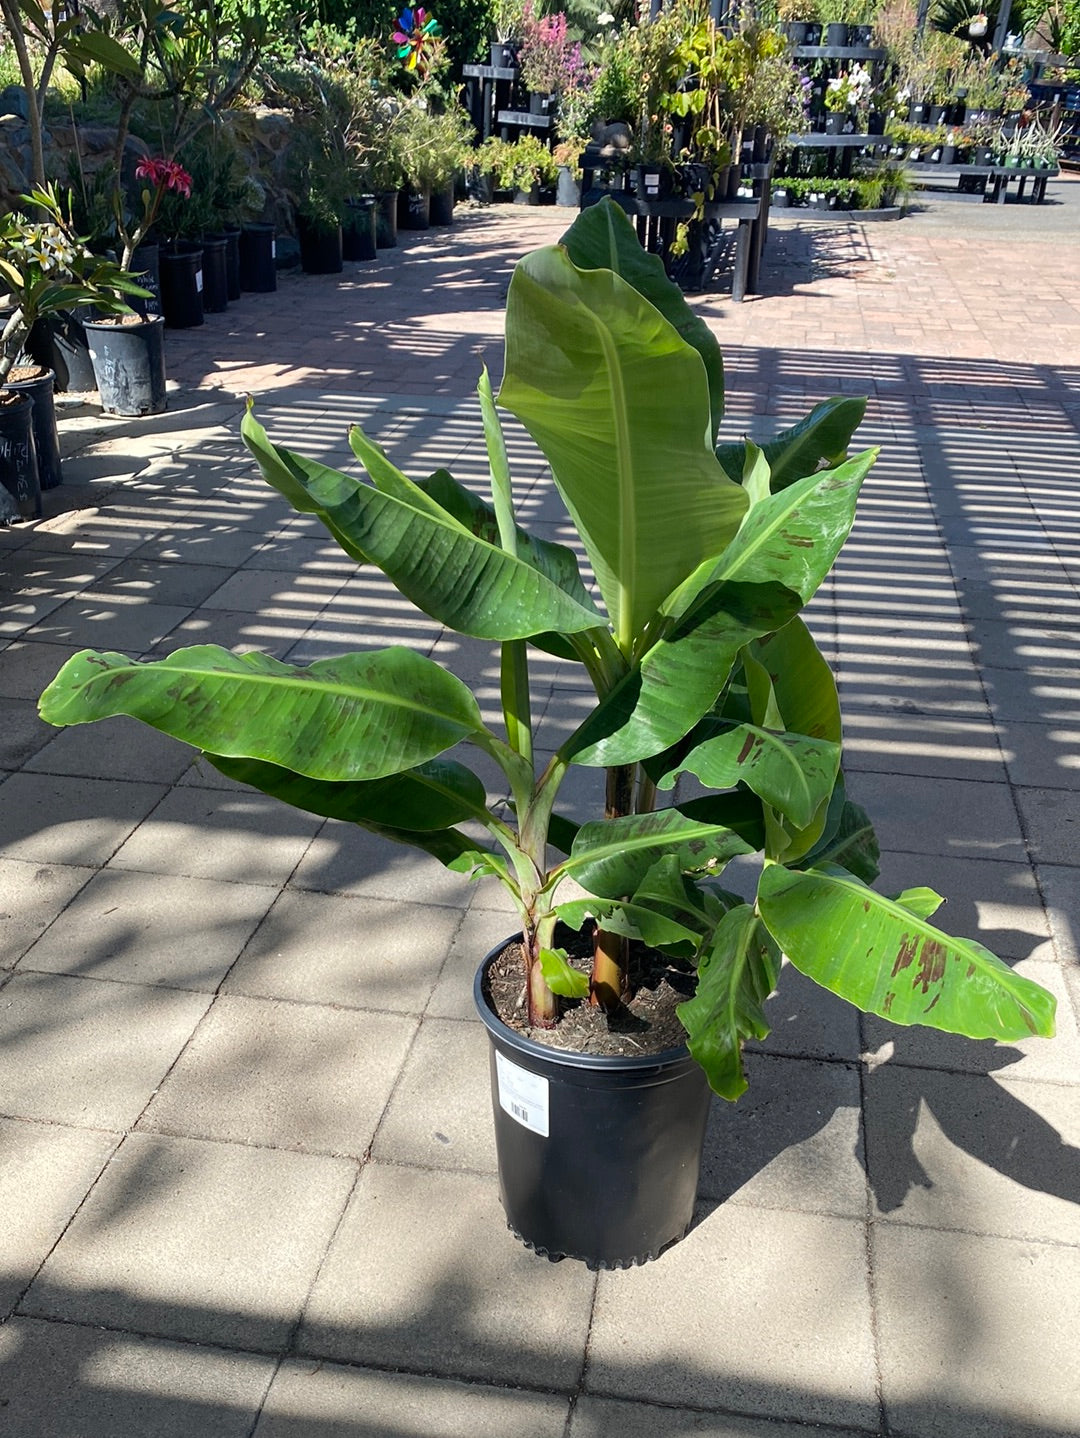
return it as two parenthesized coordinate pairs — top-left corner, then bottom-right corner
(483, 929), (697, 1058)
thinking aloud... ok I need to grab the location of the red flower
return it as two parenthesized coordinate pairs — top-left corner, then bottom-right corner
(134, 156), (193, 197)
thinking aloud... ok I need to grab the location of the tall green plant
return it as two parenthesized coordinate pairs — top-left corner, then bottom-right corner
(38, 200), (1056, 1099)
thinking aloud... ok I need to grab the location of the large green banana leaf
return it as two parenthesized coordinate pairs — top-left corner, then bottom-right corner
(716, 397), (867, 492)
(560, 199), (725, 440)
(242, 411), (603, 642)
(756, 864), (1057, 1041)
(207, 754), (490, 830)
(676, 905), (781, 1100)
(207, 754), (507, 875)
(560, 809), (752, 898)
(564, 453), (872, 767)
(499, 243), (747, 654)
(657, 723), (840, 830)
(39, 647), (488, 783)
(797, 775), (880, 883)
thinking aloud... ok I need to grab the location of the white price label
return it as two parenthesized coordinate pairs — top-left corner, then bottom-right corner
(496, 1051), (549, 1137)
(271, 241), (277, 258)
(195, 269), (203, 292)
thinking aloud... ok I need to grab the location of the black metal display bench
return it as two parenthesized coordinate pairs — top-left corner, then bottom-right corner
(578, 154), (768, 299)
(461, 64), (554, 142)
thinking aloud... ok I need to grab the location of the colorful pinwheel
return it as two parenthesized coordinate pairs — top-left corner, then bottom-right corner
(392, 7), (441, 72)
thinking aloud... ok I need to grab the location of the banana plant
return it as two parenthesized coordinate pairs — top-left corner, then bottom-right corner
(38, 200), (1055, 1100)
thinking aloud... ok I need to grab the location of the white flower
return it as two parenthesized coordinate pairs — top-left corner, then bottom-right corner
(597, 11), (615, 23)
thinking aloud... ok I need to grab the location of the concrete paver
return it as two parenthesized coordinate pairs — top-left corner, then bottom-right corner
(139, 995), (417, 1156)
(17, 868), (276, 989)
(296, 1163), (595, 1389)
(1, 187), (1079, 1434)
(0, 1317), (275, 1437)
(0, 971), (210, 1126)
(23, 1132), (356, 1350)
(254, 1361), (571, 1437)
(585, 1206), (879, 1428)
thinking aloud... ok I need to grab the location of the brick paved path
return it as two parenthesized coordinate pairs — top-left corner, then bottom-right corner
(1, 187), (1079, 1436)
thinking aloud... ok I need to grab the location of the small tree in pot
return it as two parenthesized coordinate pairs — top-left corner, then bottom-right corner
(39, 200), (1055, 1265)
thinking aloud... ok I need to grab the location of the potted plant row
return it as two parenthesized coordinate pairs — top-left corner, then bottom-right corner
(0, 185), (149, 522)
(39, 199), (1056, 1268)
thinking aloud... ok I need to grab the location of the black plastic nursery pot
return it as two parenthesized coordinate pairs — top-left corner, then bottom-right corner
(223, 228), (242, 301)
(159, 243), (204, 329)
(4, 368), (61, 490)
(474, 942), (712, 1269)
(297, 216), (344, 275)
(84, 315), (167, 417)
(129, 241), (161, 318)
(239, 223), (278, 293)
(825, 21), (849, 45)
(26, 309), (97, 395)
(0, 393), (41, 521)
(375, 193), (399, 249)
(429, 184), (455, 227)
(200, 233), (230, 313)
(397, 187), (431, 231)
(343, 198), (378, 260)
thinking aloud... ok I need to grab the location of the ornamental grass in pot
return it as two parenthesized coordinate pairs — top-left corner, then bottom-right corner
(39, 200), (1056, 1267)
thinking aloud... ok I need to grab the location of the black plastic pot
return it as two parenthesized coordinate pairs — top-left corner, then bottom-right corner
(529, 90), (553, 116)
(84, 315), (167, 417)
(825, 112), (845, 134)
(825, 22), (849, 46)
(929, 103), (947, 125)
(787, 20), (808, 43)
(474, 943), (712, 1268)
(223, 227), (242, 301)
(513, 184), (541, 206)
(909, 99), (931, 123)
(490, 39), (517, 68)
(26, 309), (96, 394)
(129, 242), (161, 318)
(343, 198), (378, 259)
(867, 110), (886, 135)
(297, 215), (344, 275)
(239, 223), (277, 293)
(397, 187), (431, 231)
(773, 188), (791, 207)
(200, 233), (229, 313)
(375, 192), (399, 248)
(429, 184), (455, 227)
(159, 243), (204, 329)
(853, 23), (875, 42)
(4, 368), (61, 490)
(804, 22), (822, 43)
(0, 392), (41, 521)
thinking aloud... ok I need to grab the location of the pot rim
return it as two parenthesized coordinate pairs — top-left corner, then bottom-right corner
(474, 935), (698, 1076)
(83, 313), (166, 331)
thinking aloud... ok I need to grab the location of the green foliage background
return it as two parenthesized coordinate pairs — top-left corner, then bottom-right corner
(309, 0), (495, 70)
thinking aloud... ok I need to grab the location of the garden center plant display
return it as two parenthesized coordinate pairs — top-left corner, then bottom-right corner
(39, 200), (1055, 1266)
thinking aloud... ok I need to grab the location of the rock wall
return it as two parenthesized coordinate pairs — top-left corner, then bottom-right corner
(0, 88), (298, 236)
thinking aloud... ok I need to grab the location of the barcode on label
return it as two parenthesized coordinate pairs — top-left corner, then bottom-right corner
(496, 1052), (549, 1137)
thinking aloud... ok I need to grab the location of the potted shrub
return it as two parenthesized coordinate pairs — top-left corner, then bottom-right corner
(0, 185), (147, 489)
(38, 200), (1056, 1268)
(489, 0), (528, 69)
(477, 134), (559, 203)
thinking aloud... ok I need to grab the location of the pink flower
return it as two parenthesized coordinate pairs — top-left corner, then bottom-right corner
(134, 156), (192, 198)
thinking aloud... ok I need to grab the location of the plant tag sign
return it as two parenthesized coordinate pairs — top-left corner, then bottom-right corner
(644, 171), (660, 195)
(496, 1052), (549, 1137)
(271, 241), (277, 258)
(195, 269), (203, 293)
